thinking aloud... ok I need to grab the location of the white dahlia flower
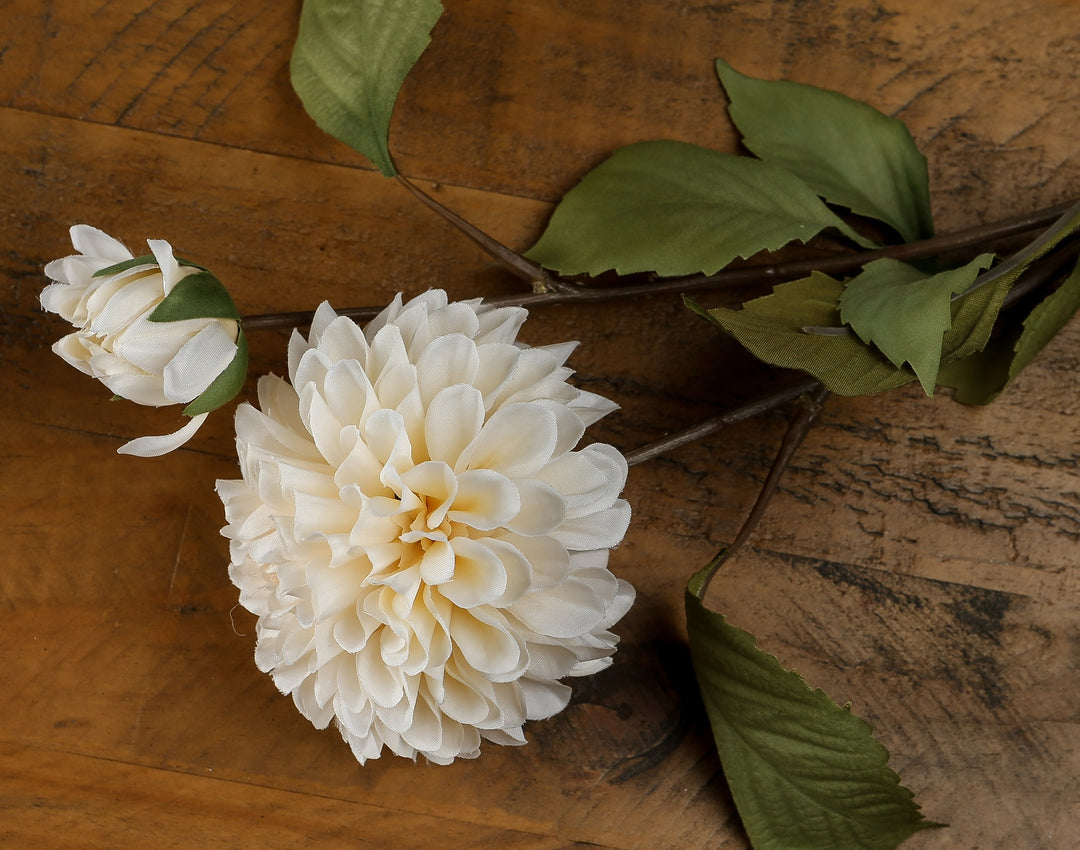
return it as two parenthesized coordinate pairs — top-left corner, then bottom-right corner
(216, 291), (633, 764)
(41, 224), (246, 456)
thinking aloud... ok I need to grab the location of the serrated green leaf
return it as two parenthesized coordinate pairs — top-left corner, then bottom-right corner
(698, 259), (1013, 397)
(183, 329), (248, 416)
(839, 254), (993, 395)
(148, 271), (241, 323)
(686, 561), (941, 850)
(526, 139), (875, 277)
(290, 0), (443, 177)
(716, 60), (933, 243)
(694, 274), (913, 396)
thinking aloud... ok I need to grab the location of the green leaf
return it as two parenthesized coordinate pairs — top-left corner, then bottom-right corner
(526, 139), (875, 277)
(839, 254), (993, 395)
(290, 0), (444, 177)
(183, 329), (248, 416)
(697, 258), (1013, 397)
(940, 203), (1080, 403)
(686, 560), (941, 849)
(716, 60), (933, 243)
(148, 271), (241, 323)
(693, 275), (912, 396)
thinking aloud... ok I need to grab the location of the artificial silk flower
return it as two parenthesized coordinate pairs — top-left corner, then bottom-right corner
(216, 291), (633, 764)
(40, 224), (247, 456)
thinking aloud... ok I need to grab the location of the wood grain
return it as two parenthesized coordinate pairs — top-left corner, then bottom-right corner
(3, 1), (1080, 848)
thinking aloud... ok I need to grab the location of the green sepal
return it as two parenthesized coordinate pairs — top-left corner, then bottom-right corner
(182, 329), (248, 416)
(92, 255), (208, 278)
(716, 60), (933, 243)
(686, 558), (942, 850)
(148, 271), (241, 323)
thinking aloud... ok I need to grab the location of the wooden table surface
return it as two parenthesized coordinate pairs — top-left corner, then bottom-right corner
(3, 1), (1079, 847)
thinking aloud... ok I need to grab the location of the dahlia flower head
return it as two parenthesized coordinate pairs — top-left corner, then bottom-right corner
(216, 291), (634, 764)
(40, 224), (246, 456)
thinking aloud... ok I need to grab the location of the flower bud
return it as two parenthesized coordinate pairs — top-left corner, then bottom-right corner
(41, 224), (247, 456)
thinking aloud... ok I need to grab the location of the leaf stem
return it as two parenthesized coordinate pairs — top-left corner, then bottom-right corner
(624, 377), (820, 466)
(694, 384), (831, 599)
(394, 175), (570, 291)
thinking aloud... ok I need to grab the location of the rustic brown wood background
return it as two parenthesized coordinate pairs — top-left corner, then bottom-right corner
(2, 1), (1079, 847)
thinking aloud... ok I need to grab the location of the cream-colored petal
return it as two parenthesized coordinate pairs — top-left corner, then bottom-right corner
(425, 384), (484, 466)
(505, 478), (565, 536)
(520, 678), (572, 721)
(415, 333), (479, 405)
(552, 499), (631, 551)
(439, 538), (507, 608)
(457, 402), (558, 477)
(117, 412), (208, 456)
(161, 321), (238, 403)
(448, 468), (520, 530)
(69, 224), (132, 263)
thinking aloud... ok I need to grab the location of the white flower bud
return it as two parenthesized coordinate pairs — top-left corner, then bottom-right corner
(41, 224), (246, 456)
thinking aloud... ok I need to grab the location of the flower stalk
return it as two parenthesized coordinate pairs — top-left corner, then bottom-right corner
(239, 198), (1079, 333)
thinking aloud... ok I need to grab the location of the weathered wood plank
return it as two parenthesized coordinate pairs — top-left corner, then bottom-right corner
(0, 742), (611, 849)
(4, 0), (1079, 221)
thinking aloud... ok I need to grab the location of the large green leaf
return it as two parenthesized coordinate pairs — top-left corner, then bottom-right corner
(717, 61), (932, 243)
(526, 140), (874, 277)
(839, 255), (993, 395)
(697, 258), (1013, 397)
(291, 0), (444, 176)
(686, 561), (940, 849)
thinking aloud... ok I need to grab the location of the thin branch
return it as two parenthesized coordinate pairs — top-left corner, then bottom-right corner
(240, 198), (1078, 332)
(624, 377), (820, 466)
(694, 384), (831, 599)
(672, 198), (1077, 292)
(395, 175), (569, 291)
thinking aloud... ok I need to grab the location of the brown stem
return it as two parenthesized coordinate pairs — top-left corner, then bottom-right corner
(395, 175), (569, 291)
(240, 199), (1078, 332)
(624, 377), (820, 466)
(694, 384), (831, 599)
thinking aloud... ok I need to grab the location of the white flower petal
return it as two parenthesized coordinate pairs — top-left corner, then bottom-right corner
(425, 384), (485, 466)
(506, 478), (566, 536)
(440, 539), (507, 608)
(117, 412), (208, 456)
(520, 678), (572, 721)
(552, 499), (632, 551)
(161, 321), (238, 404)
(147, 238), (184, 294)
(450, 609), (525, 679)
(510, 579), (605, 639)
(415, 333), (479, 405)
(448, 469), (520, 530)
(458, 402), (558, 477)
(70, 223), (132, 262)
